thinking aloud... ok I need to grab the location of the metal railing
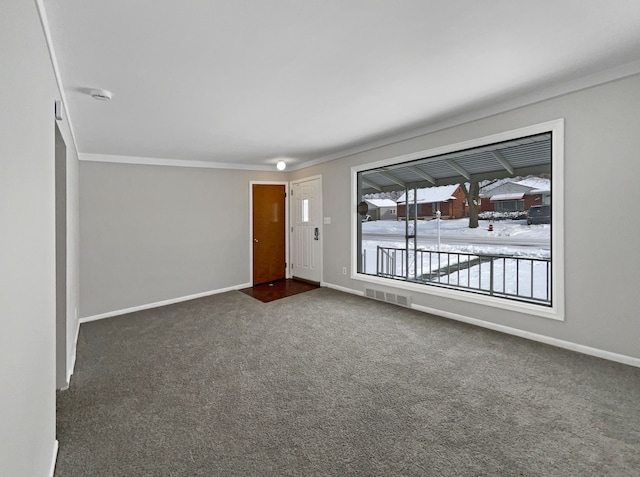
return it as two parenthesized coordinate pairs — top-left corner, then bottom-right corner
(375, 246), (551, 306)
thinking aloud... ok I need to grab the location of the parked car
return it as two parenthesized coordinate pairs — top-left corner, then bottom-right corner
(361, 214), (372, 222)
(527, 205), (551, 225)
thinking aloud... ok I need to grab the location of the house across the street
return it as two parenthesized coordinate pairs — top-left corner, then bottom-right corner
(363, 199), (397, 221)
(396, 184), (467, 220)
(480, 177), (550, 213)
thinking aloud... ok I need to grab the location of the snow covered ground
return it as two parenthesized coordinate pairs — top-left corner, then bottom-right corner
(363, 218), (549, 255)
(363, 217), (550, 241)
(360, 218), (552, 303)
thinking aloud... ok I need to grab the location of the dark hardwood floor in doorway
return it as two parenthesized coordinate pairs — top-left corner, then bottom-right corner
(240, 279), (319, 303)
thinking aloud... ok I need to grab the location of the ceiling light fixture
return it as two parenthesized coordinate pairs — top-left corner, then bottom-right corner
(276, 161), (286, 171)
(90, 88), (113, 101)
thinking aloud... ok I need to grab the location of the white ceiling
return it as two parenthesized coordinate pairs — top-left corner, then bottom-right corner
(42, 0), (640, 170)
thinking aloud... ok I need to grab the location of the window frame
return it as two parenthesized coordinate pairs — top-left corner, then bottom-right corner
(351, 119), (564, 321)
(494, 200), (525, 212)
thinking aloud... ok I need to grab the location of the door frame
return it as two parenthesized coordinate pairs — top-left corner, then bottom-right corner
(249, 181), (290, 285)
(55, 123), (68, 389)
(290, 174), (323, 284)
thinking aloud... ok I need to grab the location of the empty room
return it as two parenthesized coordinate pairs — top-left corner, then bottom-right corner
(2, 1), (640, 476)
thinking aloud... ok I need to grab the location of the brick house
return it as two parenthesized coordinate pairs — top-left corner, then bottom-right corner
(480, 177), (550, 213)
(396, 184), (467, 219)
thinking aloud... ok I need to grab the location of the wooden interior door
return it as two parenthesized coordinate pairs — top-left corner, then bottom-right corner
(252, 184), (286, 285)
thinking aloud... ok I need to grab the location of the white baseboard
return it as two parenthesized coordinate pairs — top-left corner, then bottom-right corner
(66, 320), (80, 383)
(411, 303), (640, 368)
(58, 321), (79, 391)
(322, 281), (364, 296)
(49, 440), (59, 477)
(323, 281), (640, 368)
(79, 283), (251, 323)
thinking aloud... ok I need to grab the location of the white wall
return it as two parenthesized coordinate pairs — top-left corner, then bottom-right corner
(292, 74), (640, 362)
(0, 0), (60, 474)
(79, 162), (281, 318)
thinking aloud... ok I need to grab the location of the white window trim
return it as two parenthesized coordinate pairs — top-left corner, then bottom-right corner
(351, 119), (565, 321)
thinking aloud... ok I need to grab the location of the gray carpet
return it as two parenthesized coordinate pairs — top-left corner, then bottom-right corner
(55, 288), (640, 476)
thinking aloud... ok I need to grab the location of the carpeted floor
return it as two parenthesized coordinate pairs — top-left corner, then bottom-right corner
(55, 288), (640, 476)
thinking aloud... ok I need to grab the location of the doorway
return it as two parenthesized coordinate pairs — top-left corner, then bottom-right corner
(291, 176), (322, 284)
(251, 183), (287, 285)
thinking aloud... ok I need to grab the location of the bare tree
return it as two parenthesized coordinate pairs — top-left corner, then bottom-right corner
(460, 181), (480, 228)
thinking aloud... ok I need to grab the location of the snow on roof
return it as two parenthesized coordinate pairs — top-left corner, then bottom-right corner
(490, 193), (524, 202)
(396, 184), (459, 204)
(481, 176), (550, 195)
(516, 177), (550, 189)
(365, 199), (397, 208)
(480, 177), (552, 200)
(481, 177), (514, 193)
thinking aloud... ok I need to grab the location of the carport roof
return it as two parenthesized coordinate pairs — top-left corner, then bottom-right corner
(360, 133), (551, 194)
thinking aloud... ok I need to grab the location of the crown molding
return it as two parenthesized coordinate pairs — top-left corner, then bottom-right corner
(79, 153), (276, 171)
(35, 0), (80, 157)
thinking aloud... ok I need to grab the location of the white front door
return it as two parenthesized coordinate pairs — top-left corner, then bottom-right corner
(291, 176), (322, 283)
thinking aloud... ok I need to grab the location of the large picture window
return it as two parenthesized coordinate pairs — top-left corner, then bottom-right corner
(352, 120), (564, 320)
